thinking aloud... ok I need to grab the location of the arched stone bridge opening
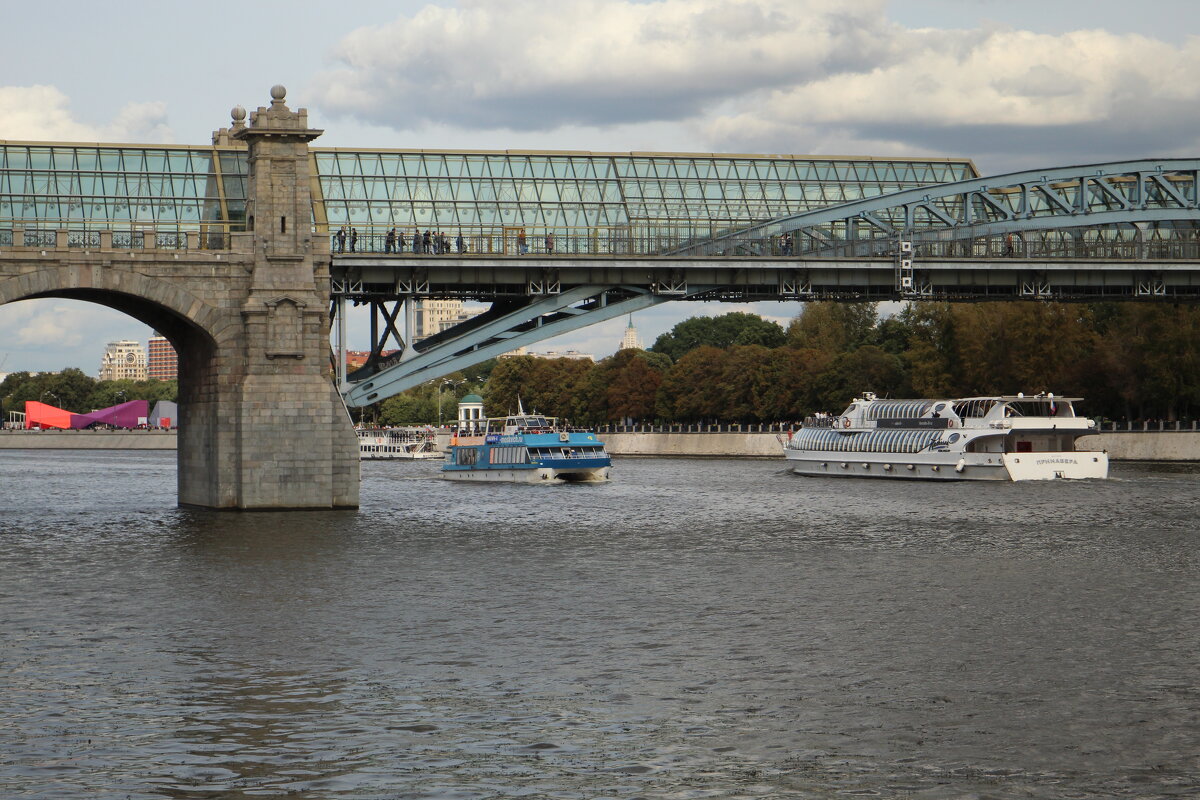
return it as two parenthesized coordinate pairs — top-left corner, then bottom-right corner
(0, 88), (359, 509)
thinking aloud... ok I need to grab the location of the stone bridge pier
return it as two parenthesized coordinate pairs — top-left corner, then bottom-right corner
(0, 87), (360, 509)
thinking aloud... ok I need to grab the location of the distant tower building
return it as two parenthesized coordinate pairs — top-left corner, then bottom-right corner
(147, 334), (178, 381)
(99, 340), (147, 381)
(414, 299), (483, 342)
(620, 314), (642, 350)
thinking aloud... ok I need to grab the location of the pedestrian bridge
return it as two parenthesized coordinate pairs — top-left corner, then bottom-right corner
(1, 88), (1197, 506)
(333, 159), (1200, 405)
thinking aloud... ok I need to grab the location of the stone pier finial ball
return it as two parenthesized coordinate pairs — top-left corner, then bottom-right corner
(231, 105), (246, 123)
(270, 85), (287, 101)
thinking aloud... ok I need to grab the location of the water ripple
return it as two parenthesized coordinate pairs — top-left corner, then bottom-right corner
(0, 452), (1197, 798)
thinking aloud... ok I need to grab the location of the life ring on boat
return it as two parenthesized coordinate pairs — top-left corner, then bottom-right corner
(842, 417), (851, 429)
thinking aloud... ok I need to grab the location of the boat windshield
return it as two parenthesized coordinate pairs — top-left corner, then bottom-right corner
(952, 399), (998, 418)
(1005, 399), (1072, 417)
(487, 415), (557, 432)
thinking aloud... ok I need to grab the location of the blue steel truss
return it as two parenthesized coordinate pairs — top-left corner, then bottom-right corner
(342, 284), (712, 405)
(673, 159), (1200, 257)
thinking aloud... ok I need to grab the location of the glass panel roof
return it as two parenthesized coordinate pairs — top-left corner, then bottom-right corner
(0, 142), (980, 235)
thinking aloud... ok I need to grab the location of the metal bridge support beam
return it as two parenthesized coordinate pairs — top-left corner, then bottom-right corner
(344, 284), (713, 406)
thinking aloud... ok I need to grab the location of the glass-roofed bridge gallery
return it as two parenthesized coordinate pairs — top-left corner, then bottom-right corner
(0, 142), (977, 250)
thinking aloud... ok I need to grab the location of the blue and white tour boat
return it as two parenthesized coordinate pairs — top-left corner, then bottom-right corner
(442, 395), (611, 482)
(783, 392), (1108, 481)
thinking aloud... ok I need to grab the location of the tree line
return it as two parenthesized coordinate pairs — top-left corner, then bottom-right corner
(0, 369), (177, 420)
(9, 300), (1195, 427)
(376, 303), (1200, 426)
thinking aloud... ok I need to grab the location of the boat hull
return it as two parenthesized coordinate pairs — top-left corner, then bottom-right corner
(785, 449), (1108, 481)
(361, 450), (444, 461)
(441, 464), (611, 483)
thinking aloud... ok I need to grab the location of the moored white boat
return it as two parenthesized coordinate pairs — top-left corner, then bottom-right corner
(358, 428), (444, 460)
(783, 392), (1108, 481)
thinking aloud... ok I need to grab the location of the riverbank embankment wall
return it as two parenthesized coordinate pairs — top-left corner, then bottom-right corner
(598, 431), (1200, 461)
(0, 430), (176, 450)
(4, 429), (1200, 461)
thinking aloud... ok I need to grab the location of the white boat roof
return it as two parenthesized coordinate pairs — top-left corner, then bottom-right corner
(857, 395), (1083, 402)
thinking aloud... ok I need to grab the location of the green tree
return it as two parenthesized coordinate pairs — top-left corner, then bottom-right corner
(811, 345), (907, 411)
(786, 302), (877, 353)
(650, 312), (785, 362)
(1092, 303), (1200, 420)
(715, 345), (773, 422)
(952, 302), (1098, 397)
(4, 368), (97, 412)
(751, 347), (833, 421)
(600, 349), (666, 422)
(85, 379), (178, 411)
(656, 346), (728, 422)
(901, 302), (958, 398)
(378, 384), (438, 426)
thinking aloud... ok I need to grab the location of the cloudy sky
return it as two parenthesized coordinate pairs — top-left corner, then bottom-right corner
(3, 0), (1199, 376)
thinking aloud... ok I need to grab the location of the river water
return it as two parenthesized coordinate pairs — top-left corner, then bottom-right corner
(1, 450), (1197, 799)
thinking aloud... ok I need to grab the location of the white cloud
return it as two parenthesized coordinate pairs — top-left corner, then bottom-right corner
(706, 26), (1200, 167)
(0, 85), (173, 143)
(310, 0), (898, 132)
(306, 2), (1200, 172)
(0, 299), (150, 375)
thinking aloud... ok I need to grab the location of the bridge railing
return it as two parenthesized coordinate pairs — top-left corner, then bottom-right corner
(324, 226), (717, 258)
(596, 422), (796, 433)
(320, 223), (1200, 261)
(0, 225), (239, 252)
(810, 235), (1200, 261)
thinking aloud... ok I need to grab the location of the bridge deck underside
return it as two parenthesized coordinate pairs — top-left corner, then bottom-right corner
(333, 256), (1200, 301)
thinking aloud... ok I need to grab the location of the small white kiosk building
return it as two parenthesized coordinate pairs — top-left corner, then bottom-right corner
(456, 394), (485, 434)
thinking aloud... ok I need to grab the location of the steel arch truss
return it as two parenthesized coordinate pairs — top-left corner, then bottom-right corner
(341, 284), (712, 407)
(674, 159), (1200, 258)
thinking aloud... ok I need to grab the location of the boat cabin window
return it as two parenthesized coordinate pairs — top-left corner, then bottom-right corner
(952, 399), (997, 418)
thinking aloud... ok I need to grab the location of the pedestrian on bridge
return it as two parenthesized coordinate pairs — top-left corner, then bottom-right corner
(385, 227), (396, 253)
(335, 226), (346, 253)
(350, 227), (358, 252)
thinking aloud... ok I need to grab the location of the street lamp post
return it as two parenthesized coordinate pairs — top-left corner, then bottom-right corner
(439, 379), (464, 428)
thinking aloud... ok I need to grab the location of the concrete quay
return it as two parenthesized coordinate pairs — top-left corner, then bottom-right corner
(3, 429), (1199, 462)
(600, 430), (1200, 461)
(0, 430), (177, 450)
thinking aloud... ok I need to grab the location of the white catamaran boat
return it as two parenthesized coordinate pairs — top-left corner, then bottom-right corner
(783, 392), (1108, 481)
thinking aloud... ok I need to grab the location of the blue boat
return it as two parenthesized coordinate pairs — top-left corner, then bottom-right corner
(442, 400), (611, 483)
